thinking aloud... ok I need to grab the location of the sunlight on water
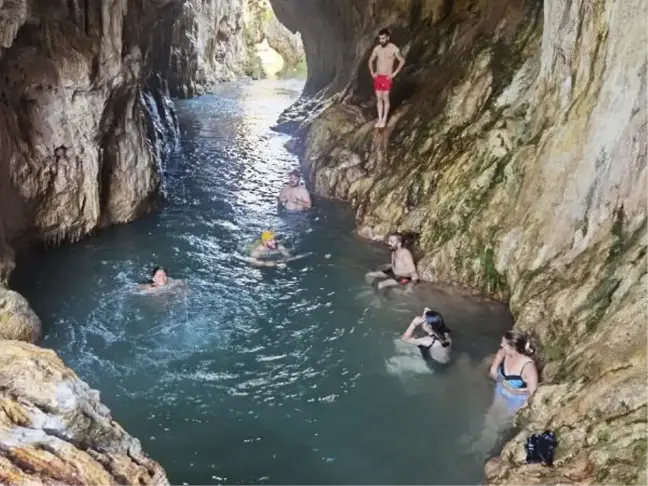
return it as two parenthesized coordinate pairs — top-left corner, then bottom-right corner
(13, 79), (514, 485)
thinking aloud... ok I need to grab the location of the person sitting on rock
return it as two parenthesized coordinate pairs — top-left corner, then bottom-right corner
(278, 169), (312, 212)
(365, 233), (419, 290)
(401, 308), (452, 367)
(489, 330), (539, 412)
(249, 231), (291, 268)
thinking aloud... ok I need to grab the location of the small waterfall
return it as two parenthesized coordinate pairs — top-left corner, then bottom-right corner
(140, 74), (180, 198)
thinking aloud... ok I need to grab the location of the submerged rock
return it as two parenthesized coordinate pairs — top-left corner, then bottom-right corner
(271, 0), (648, 483)
(0, 341), (169, 485)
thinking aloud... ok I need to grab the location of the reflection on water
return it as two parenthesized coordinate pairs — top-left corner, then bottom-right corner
(12, 79), (513, 485)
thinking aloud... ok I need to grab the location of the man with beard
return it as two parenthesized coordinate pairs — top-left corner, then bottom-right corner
(278, 169), (312, 212)
(368, 28), (405, 128)
(365, 233), (419, 290)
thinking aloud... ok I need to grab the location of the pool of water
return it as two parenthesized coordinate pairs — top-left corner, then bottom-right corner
(12, 79), (513, 485)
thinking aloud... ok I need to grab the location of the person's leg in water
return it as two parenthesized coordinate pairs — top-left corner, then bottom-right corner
(376, 278), (399, 298)
(365, 270), (388, 284)
(475, 383), (522, 459)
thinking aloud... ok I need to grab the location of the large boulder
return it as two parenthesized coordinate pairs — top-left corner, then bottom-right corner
(0, 287), (41, 342)
(0, 341), (169, 485)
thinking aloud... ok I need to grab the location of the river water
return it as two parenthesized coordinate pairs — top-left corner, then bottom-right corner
(12, 79), (513, 485)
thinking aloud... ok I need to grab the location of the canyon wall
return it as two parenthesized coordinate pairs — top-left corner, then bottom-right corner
(0, 0), (183, 481)
(165, 0), (305, 97)
(271, 0), (647, 483)
(165, 0), (249, 97)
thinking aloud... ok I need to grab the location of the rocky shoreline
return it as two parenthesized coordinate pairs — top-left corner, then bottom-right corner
(271, 0), (647, 484)
(0, 0), (645, 484)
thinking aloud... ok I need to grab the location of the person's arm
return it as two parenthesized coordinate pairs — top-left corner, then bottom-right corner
(404, 250), (419, 281)
(250, 249), (278, 267)
(522, 360), (539, 397)
(278, 185), (289, 203)
(401, 315), (427, 344)
(278, 245), (291, 259)
(391, 46), (405, 78)
(368, 47), (378, 78)
(489, 349), (506, 380)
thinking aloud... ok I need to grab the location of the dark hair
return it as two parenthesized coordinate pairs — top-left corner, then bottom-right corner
(289, 169), (301, 178)
(504, 330), (535, 356)
(424, 310), (451, 347)
(151, 266), (167, 277)
(378, 28), (390, 37)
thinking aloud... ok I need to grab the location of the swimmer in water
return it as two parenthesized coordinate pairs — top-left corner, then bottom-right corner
(138, 266), (178, 291)
(401, 308), (452, 365)
(278, 169), (312, 212)
(365, 233), (419, 291)
(249, 231), (291, 268)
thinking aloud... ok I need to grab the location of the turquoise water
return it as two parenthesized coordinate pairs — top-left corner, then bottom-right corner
(12, 79), (512, 485)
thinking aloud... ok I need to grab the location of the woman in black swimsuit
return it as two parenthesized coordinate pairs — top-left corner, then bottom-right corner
(401, 308), (452, 366)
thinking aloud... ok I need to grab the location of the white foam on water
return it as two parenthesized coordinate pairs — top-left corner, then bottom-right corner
(385, 339), (432, 377)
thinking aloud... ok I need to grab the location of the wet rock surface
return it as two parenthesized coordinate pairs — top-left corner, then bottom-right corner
(271, 0), (648, 483)
(0, 341), (168, 485)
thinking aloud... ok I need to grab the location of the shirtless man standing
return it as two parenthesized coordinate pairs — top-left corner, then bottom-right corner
(368, 28), (405, 128)
(365, 233), (419, 290)
(278, 169), (312, 212)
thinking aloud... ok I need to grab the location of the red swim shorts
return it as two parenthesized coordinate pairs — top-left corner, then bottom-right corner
(374, 74), (393, 92)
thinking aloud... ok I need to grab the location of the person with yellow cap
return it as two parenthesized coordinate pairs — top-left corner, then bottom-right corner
(249, 231), (291, 267)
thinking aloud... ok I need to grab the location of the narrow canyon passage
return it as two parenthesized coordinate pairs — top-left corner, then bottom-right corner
(13, 79), (512, 485)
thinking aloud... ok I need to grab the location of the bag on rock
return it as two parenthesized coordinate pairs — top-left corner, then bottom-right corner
(524, 430), (557, 466)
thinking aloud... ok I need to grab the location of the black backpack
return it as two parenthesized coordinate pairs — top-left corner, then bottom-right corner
(525, 430), (558, 466)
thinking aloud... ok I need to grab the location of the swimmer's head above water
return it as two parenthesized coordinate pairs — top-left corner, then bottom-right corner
(261, 231), (278, 249)
(421, 309), (452, 340)
(151, 266), (169, 286)
(288, 169), (301, 187)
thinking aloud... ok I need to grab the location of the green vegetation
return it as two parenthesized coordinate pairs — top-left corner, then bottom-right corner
(608, 205), (625, 261)
(480, 246), (508, 295)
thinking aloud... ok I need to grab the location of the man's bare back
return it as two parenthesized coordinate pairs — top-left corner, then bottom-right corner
(372, 43), (400, 75)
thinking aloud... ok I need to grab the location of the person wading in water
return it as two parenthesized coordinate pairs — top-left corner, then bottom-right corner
(368, 28), (405, 128)
(278, 169), (312, 212)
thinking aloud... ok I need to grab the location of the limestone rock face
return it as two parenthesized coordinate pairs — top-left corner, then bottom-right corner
(246, 0), (303, 73)
(271, 0), (648, 483)
(0, 0), (180, 282)
(0, 0), (182, 480)
(166, 0), (248, 97)
(0, 341), (169, 485)
(0, 287), (41, 342)
(165, 0), (304, 96)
